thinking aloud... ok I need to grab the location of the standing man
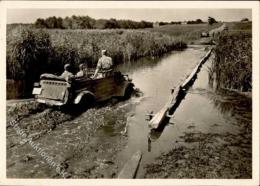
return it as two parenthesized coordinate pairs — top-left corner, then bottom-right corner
(92, 50), (113, 78)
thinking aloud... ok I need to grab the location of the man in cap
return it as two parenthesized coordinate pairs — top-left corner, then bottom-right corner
(75, 64), (87, 78)
(60, 63), (74, 81)
(92, 50), (113, 79)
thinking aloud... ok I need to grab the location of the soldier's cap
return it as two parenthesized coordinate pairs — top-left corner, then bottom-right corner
(101, 50), (107, 54)
(64, 64), (71, 70)
(79, 64), (84, 69)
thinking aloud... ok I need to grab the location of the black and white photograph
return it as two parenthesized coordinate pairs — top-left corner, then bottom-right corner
(1, 1), (259, 185)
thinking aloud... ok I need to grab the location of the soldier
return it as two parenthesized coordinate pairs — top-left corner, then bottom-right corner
(75, 64), (87, 78)
(92, 50), (113, 79)
(60, 64), (74, 81)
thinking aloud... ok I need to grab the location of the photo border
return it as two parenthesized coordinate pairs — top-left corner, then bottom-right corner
(0, 1), (259, 185)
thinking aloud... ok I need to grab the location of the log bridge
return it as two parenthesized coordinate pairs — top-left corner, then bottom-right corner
(148, 48), (213, 130)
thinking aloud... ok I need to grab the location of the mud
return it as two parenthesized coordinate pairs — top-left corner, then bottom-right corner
(7, 98), (135, 178)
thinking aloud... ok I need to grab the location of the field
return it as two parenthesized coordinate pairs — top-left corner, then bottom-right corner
(146, 23), (222, 44)
(225, 21), (252, 33)
(210, 22), (252, 92)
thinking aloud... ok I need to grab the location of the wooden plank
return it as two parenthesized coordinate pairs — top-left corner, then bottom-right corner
(149, 86), (182, 129)
(149, 104), (169, 129)
(148, 48), (213, 130)
(118, 150), (142, 179)
(181, 49), (212, 88)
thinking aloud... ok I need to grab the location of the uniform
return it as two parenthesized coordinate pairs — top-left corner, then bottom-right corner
(96, 55), (113, 77)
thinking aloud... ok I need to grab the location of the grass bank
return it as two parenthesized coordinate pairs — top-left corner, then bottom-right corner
(211, 22), (252, 92)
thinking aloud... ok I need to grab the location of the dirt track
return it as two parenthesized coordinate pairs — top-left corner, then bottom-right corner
(6, 99), (135, 178)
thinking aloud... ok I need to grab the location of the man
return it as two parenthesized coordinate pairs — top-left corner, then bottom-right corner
(92, 50), (113, 78)
(60, 64), (74, 81)
(75, 64), (87, 78)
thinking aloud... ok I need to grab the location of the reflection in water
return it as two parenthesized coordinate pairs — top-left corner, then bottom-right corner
(116, 54), (168, 74)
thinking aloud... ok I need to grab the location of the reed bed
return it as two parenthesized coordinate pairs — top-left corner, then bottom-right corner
(212, 32), (252, 91)
(7, 27), (187, 81)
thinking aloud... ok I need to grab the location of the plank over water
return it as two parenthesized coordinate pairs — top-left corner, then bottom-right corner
(182, 49), (212, 88)
(181, 49), (212, 88)
(149, 86), (181, 129)
(117, 150), (142, 178)
(149, 48), (213, 130)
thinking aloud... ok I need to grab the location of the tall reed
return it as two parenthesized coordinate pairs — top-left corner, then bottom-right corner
(7, 28), (187, 80)
(211, 32), (252, 91)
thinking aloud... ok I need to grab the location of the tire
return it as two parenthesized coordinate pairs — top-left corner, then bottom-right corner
(78, 94), (96, 110)
(123, 84), (134, 100)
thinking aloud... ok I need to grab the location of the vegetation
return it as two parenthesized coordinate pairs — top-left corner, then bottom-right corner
(7, 27), (186, 88)
(187, 19), (204, 24)
(157, 19), (204, 26)
(211, 22), (252, 92)
(241, 18), (249, 22)
(146, 23), (222, 44)
(208, 16), (218, 25)
(35, 15), (153, 29)
(225, 21), (252, 34)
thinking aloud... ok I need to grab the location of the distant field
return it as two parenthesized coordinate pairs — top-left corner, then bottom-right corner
(225, 22), (252, 33)
(145, 23), (222, 44)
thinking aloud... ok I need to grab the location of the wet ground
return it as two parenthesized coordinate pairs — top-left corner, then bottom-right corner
(6, 45), (251, 178)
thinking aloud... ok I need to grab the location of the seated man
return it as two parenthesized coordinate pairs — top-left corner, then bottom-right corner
(75, 64), (87, 78)
(91, 50), (113, 79)
(60, 64), (74, 81)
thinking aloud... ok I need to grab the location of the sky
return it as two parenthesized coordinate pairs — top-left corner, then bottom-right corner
(7, 9), (252, 24)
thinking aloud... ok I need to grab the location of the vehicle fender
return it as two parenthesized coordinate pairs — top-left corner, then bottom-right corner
(74, 91), (95, 104)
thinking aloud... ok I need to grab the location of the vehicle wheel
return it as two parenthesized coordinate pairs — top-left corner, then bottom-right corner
(78, 94), (96, 111)
(123, 84), (134, 100)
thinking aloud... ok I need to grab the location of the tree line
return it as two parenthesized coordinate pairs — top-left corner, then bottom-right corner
(35, 15), (154, 29)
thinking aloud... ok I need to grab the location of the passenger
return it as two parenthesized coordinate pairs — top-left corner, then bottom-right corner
(60, 64), (74, 81)
(91, 50), (113, 79)
(75, 64), (87, 78)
